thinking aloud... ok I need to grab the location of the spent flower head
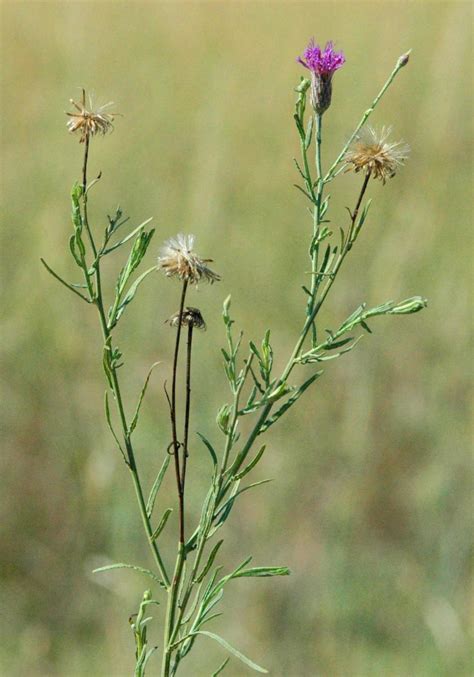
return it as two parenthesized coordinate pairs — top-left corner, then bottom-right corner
(344, 126), (410, 184)
(157, 234), (220, 285)
(167, 307), (206, 330)
(297, 39), (345, 115)
(66, 89), (117, 143)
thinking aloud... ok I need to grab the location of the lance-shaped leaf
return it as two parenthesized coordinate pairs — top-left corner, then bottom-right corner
(232, 566), (290, 579)
(194, 540), (224, 584)
(196, 432), (218, 468)
(213, 480), (272, 528)
(103, 217), (153, 256)
(116, 229), (155, 297)
(104, 391), (128, 465)
(40, 258), (91, 303)
(212, 657), (230, 676)
(109, 265), (156, 329)
(297, 337), (363, 364)
(150, 508), (173, 542)
(146, 455), (170, 518)
(233, 445), (266, 481)
(93, 562), (164, 586)
(129, 361), (161, 435)
(259, 372), (323, 433)
(352, 198), (372, 243)
(192, 631), (268, 674)
(304, 115), (314, 150)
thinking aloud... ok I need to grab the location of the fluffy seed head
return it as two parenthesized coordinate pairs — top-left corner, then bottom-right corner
(344, 126), (410, 184)
(157, 234), (220, 285)
(167, 307), (206, 330)
(66, 89), (117, 143)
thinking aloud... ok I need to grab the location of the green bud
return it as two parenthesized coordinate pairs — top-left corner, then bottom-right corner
(267, 382), (291, 403)
(389, 296), (427, 315)
(296, 77), (311, 94)
(216, 404), (231, 433)
(397, 50), (411, 68)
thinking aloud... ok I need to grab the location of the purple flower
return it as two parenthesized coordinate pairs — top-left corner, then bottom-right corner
(297, 39), (345, 75)
(297, 38), (345, 115)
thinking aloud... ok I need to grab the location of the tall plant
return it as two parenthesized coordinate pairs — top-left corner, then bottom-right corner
(43, 41), (426, 676)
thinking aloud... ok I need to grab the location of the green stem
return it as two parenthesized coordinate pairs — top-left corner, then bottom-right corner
(227, 172), (372, 482)
(308, 113), (324, 342)
(162, 543), (186, 677)
(324, 53), (409, 182)
(79, 134), (170, 588)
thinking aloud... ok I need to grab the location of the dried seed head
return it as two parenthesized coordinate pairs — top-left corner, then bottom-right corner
(66, 89), (117, 143)
(344, 126), (410, 184)
(167, 307), (206, 330)
(157, 234), (220, 285)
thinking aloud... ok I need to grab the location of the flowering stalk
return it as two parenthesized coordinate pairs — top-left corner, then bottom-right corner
(325, 49), (411, 182)
(82, 129), (170, 589)
(44, 43), (426, 677)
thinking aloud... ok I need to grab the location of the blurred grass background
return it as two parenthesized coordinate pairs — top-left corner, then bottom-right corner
(1, 1), (472, 675)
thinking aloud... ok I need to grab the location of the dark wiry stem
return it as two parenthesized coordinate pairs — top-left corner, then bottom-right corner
(170, 280), (188, 545)
(181, 322), (193, 495)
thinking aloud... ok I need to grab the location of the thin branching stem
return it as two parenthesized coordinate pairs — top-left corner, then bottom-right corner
(324, 54), (409, 182)
(170, 280), (189, 545)
(162, 280), (190, 677)
(79, 133), (170, 588)
(181, 322), (193, 496)
(227, 171), (372, 483)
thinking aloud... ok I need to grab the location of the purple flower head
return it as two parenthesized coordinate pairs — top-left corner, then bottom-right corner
(297, 39), (345, 75)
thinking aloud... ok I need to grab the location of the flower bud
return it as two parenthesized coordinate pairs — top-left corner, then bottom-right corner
(389, 296), (427, 315)
(216, 404), (231, 434)
(397, 50), (411, 68)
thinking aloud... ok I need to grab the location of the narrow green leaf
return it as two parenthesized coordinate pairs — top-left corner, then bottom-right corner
(196, 432), (218, 468)
(194, 540), (224, 584)
(40, 258), (90, 302)
(294, 184), (314, 202)
(116, 229), (155, 296)
(304, 115), (314, 150)
(150, 508), (173, 542)
(129, 361), (161, 434)
(215, 480), (272, 524)
(103, 217), (153, 255)
(260, 372), (322, 433)
(233, 566), (290, 579)
(192, 631), (268, 674)
(212, 657), (230, 676)
(249, 341), (261, 362)
(324, 337), (354, 351)
(293, 113), (305, 140)
(234, 445), (266, 481)
(93, 563), (163, 586)
(293, 158), (306, 181)
(209, 556), (253, 599)
(104, 391), (128, 465)
(69, 233), (83, 267)
(146, 455), (170, 518)
(112, 265), (156, 327)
